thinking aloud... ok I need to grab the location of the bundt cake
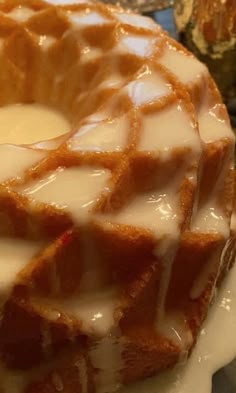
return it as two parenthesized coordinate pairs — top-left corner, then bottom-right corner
(0, 1), (235, 392)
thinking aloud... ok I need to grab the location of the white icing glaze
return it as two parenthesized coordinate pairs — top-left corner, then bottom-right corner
(154, 245), (179, 333)
(99, 74), (124, 90)
(192, 203), (229, 236)
(198, 104), (234, 143)
(120, 263), (236, 393)
(2, 259), (235, 393)
(191, 224), (236, 301)
(110, 187), (180, 240)
(90, 333), (122, 393)
(126, 67), (172, 106)
(157, 312), (193, 350)
(117, 35), (156, 57)
(7, 6), (35, 22)
(87, 112), (110, 123)
(139, 103), (200, 153)
(80, 46), (102, 63)
(191, 102), (234, 237)
(69, 116), (128, 152)
(0, 104), (70, 145)
(75, 357), (88, 393)
(0, 333), (119, 393)
(67, 11), (110, 27)
(108, 163), (186, 330)
(0, 145), (45, 183)
(115, 12), (158, 30)
(159, 44), (206, 84)
(0, 3), (234, 393)
(109, 179), (182, 325)
(45, 289), (118, 337)
(38, 35), (56, 50)
(17, 167), (110, 222)
(0, 238), (41, 307)
(108, 182), (182, 325)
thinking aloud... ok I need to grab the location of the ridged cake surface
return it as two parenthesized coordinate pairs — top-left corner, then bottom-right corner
(0, 1), (235, 392)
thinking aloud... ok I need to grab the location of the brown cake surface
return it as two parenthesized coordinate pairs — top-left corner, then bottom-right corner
(0, 1), (235, 392)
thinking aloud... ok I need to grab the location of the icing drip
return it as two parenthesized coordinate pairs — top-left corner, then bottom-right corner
(1, 262), (235, 393)
(43, 289), (118, 337)
(1, 260), (236, 393)
(191, 99), (234, 238)
(191, 148), (232, 239)
(0, 238), (41, 308)
(120, 263), (236, 393)
(109, 184), (180, 240)
(75, 357), (88, 393)
(90, 333), (122, 393)
(0, 2), (234, 393)
(154, 244), (179, 328)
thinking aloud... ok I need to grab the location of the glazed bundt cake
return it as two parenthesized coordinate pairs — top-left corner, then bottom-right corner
(0, 0), (235, 392)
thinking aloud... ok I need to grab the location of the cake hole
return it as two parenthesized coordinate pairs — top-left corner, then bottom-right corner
(0, 103), (70, 145)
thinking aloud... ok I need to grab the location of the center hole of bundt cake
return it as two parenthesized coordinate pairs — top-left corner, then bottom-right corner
(0, 103), (70, 145)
